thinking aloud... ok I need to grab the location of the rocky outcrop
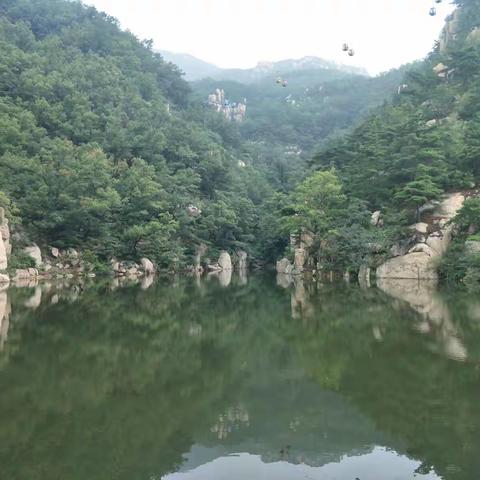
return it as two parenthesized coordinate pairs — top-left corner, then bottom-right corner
(377, 252), (439, 280)
(140, 258), (155, 275)
(371, 211), (383, 227)
(299, 230), (315, 249)
(0, 208), (9, 271)
(439, 9), (460, 54)
(0, 208), (11, 257)
(377, 278), (467, 362)
(377, 193), (464, 280)
(24, 244), (43, 267)
(13, 268), (39, 281)
(0, 235), (6, 271)
(218, 251), (233, 271)
(294, 247), (307, 273)
(0, 273), (9, 285)
(207, 89), (247, 122)
(276, 258), (294, 275)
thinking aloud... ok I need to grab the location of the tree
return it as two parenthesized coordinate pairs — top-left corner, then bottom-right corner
(452, 196), (480, 233)
(282, 169), (346, 236)
(394, 165), (442, 221)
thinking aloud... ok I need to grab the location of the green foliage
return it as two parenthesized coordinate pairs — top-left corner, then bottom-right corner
(2, 0), (480, 273)
(463, 257), (480, 291)
(7, 250), (35, 270)
(452, 196), (480, 232)
(394, 164), (442, 220)
(281, 170), (346, 235)
(193, 67), (405, 191)
(0, 190), (19, 224)
(0, 0), (282, 268)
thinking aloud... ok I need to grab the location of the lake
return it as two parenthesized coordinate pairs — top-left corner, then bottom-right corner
(0, 273), (479, 480)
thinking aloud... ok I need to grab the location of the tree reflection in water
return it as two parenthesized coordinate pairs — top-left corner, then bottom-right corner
(0, 274), (479, 480)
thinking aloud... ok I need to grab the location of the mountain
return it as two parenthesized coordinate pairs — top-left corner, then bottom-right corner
(0, 0), (280, 269)
(276, 0), (480, 283)
(159, 50), (221, 81)
(192, 64), (406, 197)
(209, 56), (369, 84)
(160, 51), (369, 83)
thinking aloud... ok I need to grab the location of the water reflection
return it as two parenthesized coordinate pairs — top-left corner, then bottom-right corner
(0, 285), (10, 350)
(377, 279), (468, 361)
(0, 275), (479, 480)
(166, 448), (440, 480)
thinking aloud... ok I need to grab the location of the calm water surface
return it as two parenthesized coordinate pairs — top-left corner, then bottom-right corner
(1, 273), (480, 480)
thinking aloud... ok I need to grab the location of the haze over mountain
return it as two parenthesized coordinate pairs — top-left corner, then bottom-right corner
(161, 50), (369, 82)
(159, 50), (221, 81)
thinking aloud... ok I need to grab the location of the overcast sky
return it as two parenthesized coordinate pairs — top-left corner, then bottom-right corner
(83, 0), (455, 75)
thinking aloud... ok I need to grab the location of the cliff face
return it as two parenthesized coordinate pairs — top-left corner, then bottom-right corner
(0, 208), (10, 272)
(439, 9), (461, 53)
(376, 194), (465, 280)
(207, 89), (247, 122)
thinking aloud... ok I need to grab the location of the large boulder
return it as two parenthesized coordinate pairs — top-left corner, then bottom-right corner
(13, 268), (39, 281)
(410, 222), (429, 235)
(377, 252), (439, 280)
(371, 211), (383, 227)
(276, 258), (294, 275)
(24, 244), (43, 267)
(140, 257), (156, 275)
(218, 251), (232, 271)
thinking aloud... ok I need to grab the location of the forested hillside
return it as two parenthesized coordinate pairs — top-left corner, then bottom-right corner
(0, 0), (281, 269)
(276, 0), (480, 284)
(194, 67), (405, 158)
(2, 0), (480, 281)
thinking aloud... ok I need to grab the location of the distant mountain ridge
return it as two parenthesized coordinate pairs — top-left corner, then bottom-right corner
(159, 50), (369, 82)
(159, 50), (221, 81)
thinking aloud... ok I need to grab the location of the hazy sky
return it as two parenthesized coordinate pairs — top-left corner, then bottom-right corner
(83, 0), (455, 75)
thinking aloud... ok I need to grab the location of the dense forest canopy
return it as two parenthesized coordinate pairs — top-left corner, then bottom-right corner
(193, 67), (406, 158)
(0, 0), (283, 267)
(1, 0), (480, 279)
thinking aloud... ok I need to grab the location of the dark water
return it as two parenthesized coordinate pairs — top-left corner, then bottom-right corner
(1, 273), (480, 480)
